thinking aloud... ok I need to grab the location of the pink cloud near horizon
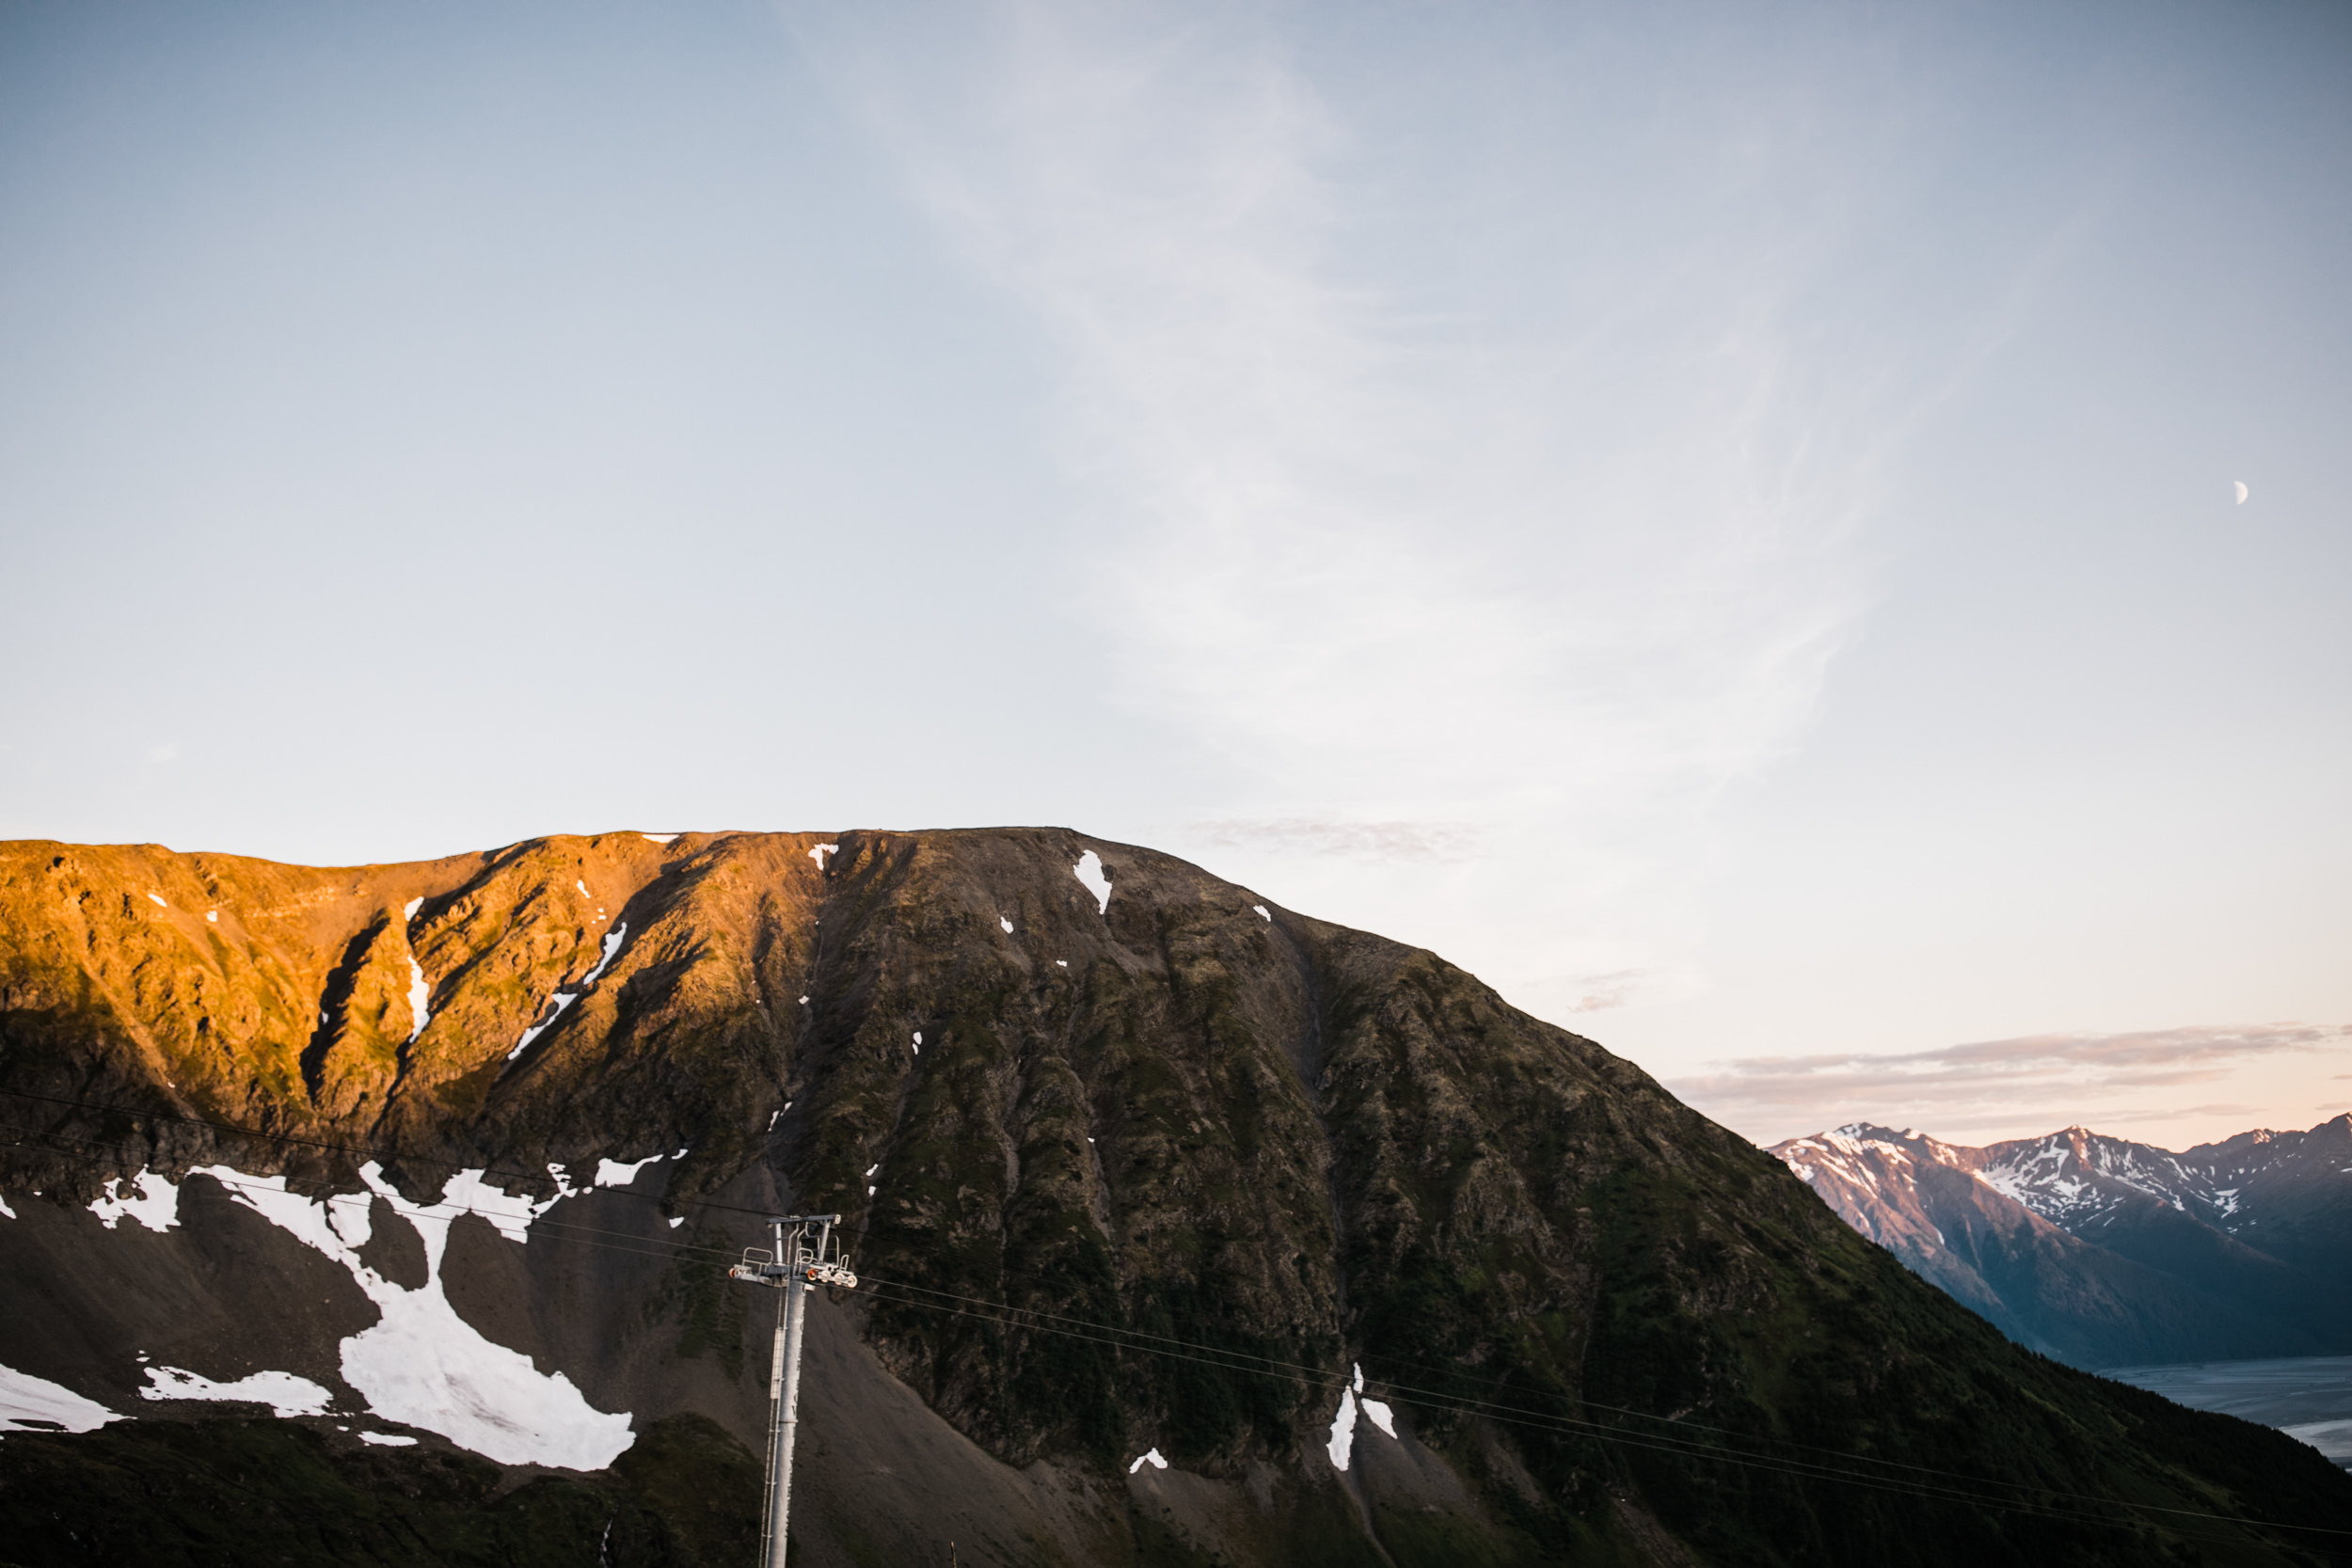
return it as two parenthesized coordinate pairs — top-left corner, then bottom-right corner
(1666, 1022), (2352, 1149)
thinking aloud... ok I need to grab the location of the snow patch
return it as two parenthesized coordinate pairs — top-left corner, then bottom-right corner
(142, 1366), (331, 1418)
(328, 1194), (373, 1249)
(641, 833), (678, 845)
(359, 1432), (418, 1446)
(0, 1195), (12, 1219)
(595, 1155), (662, 1190)
(912, 1031), (922, 1053)
(405, 958), (432, 1044)
(0, 1365), (119, 1434)
(336, 1164), (634, 1465)
(1326, 1386), (1359, 1470)
(90, 1170), (181, 1232)
(424, 1167), (575, 1244)
(202, 1169), (376, 1256)
(1000, 916), (1014, 934)
(206, 911), (218, 924)
(809, 843), (837, 869)
(147, 893), (167, 908)
(508, 992), (579, 1062)
(1324, 1362), (1396, 1460)
(1057, 959), (1068, 968)
(1253, 905), (1270, 921)
(1977, 1166), (2030, 1203)
(404, 897), (423, 921)
(576, 880), (590, 897)
(1128, 1447), (1168, 1474)
(582, 923), (628, 985)
(667, 1216), (684, 1229)
(1073, 851), (1112, 914)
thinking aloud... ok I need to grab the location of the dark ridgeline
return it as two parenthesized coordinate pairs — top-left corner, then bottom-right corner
(1, 830), (2347, 1565)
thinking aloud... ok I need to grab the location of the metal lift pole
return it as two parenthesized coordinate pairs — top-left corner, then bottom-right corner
(767, 1243), (808, 1568)
(731, 1214), (854, 1568)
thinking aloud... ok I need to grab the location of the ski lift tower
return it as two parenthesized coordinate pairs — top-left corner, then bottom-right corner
(729, 1214), (857, 1568)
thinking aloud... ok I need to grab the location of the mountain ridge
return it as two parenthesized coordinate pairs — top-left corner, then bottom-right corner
(1772, 1118), (2352, 1373)
(5, 829), (2349, 1565)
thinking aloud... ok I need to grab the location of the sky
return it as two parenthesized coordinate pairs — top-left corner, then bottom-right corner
(2, 0), (2345, 1152)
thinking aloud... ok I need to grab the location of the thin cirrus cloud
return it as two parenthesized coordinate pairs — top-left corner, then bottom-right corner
(1563, 969), (1658, 1015)
(1670, 1023), (2352, 1146)
(1188, 818), (1478, 863)
(796, 2), (1904, 1017)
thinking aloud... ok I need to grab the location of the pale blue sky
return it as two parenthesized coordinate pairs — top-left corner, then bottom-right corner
(3, 0), (2345, 1148)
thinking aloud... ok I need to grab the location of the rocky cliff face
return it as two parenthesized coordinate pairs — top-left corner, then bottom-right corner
(1773, 1123), (2352, 1371)
(3, 831), (2348, 1567)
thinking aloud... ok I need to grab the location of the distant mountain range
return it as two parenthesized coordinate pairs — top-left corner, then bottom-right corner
(1771, 1117), (2352, 1370)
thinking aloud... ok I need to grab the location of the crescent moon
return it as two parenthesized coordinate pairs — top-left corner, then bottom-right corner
(2234, 481), (2249, 505)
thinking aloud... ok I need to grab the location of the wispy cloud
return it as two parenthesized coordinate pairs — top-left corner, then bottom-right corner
(1189, 818), (1476, 863)
(803, 3), (1937, 1015)
(1672, 1023), (2352, 1144)
(1560, 969), (1657, 1015)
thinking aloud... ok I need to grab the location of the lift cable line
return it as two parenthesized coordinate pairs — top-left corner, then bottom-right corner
(0, 1079), (2197, 1490)
(8, 1102), (2346, 1545)
(0, 1113), (2185, 1513)
(0, 1117), (744, 1270)
(849, 1276), (2352, 1546)
(9, 1101), (2347, 1544)
(0, 1079), (2208, 1486)
(5, 1100), (2346, 1545)
(0, 1085), (792, 1224)
(15, 1108), (2333, 1546)
(879, 1291), (2236, 1543)
(8, 1132), (2336, 1551)
(4, 1120), (2333, 1550)
(0, 1090), (2324, 1523)
(847, 1269), (2352, 1539)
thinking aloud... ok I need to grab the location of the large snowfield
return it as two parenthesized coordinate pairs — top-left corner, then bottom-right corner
(4, 1159), (656, 1468)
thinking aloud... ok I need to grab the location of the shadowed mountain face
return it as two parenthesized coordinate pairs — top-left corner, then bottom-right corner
(3, 831), (2349, 1567)
(1772, 1124), (2352, 1373)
